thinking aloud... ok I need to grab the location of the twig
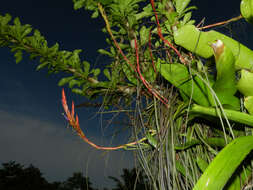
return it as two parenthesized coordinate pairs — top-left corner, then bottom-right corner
(134, 38), (169, 107)
(197, 15), (243, 30)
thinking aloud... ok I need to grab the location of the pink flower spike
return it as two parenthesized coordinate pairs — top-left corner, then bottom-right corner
(75, 115), (79, 126)
(61, 89), (68, 111)
(71, 101), (75, 118)
(61, 89), (67, 105)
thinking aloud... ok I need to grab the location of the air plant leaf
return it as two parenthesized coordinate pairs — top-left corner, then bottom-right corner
(193, 136), (253, 190)
(241, 0), (253, 25)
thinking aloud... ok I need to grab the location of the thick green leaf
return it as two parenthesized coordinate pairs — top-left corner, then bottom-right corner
(190, 104), (253, 127)
(160, 63), (212, 106)
(174, 25), (253, 71)
(193, 136), (253, 190)
(174, 137), (226, 150)
(212, 40), (236, 95)
(211, 40), (239, 110)
(237, 69), (253, 96)
(225, 164), (251, 190)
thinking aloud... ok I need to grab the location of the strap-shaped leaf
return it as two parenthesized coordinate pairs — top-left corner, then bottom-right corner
(160, 63), (213, 106)
(193, 136), (253, 190)
(174, 24), (253, 71)
(211, 40), (240, 110)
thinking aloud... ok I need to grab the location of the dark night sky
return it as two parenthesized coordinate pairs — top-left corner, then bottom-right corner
(0, 0), (251, 189)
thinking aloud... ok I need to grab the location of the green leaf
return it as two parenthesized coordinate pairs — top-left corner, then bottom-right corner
(14, 50), (23, 63)
(93, 68), (100, 77)
(58, 76), (75, 86)
(190, 104), (253, 127)
(160, 63), (212, 106)
(103, 69), (111, 80)
(174, 137), (226, 150)
(73, 0), (85, 10)
(72, 88), (83, 95)
(69, 79), (80, 88)
(237, 69), (253, 96)
(193, 136), (253, 190)
(91, 10), (99, 18)
(36, 62), (49, 71)
(139, 26), (149, 45)
(98, 49), (113, 57)
(21, 27), (32, 38)
(241, 0), (253, 25)
(122, 62), (137, 85)
(196, 157), (208, 173)
(146, 131), (157, 149)
(244, 96), (253, 115)
(174, 24), (253, 71)
(211, 40), (239, 110)
(182, 12), (192, 25)
(175, 0), (191, 15)
(82, 61), (90, 77)
(0, 13), (12, 25)
(225, 164), (252, 190)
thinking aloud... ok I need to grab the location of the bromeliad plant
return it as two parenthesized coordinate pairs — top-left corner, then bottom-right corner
(2, 0), (253, 189)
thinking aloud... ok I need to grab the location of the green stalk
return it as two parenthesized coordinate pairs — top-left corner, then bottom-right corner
(190, 104), (253, 127)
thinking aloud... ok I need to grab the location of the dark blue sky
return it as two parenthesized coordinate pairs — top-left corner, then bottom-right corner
(0, 0), (251, 189)
(0, 0), (133, 189)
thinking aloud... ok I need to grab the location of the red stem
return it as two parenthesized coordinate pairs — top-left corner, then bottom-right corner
(150, 0), (186, 64)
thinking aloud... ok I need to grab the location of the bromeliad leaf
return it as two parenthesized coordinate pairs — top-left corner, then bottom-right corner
(193, 136), (253, 190)
(160, 63), (213, 107)
(174, 24), (253, 71)
(211, 40), (240, 110)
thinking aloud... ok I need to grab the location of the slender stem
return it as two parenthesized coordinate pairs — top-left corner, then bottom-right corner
(198, 15), (243, 30)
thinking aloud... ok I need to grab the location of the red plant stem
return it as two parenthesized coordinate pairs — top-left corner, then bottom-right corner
(148, 30), (157, 73)
(134, 38), (169, 107)
(99, 2), (169, 106)
(150, 0), (186, 64)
